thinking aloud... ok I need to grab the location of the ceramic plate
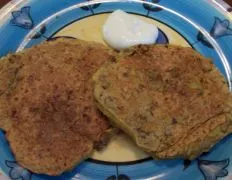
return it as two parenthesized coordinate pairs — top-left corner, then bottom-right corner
(0, 0), (232, 179)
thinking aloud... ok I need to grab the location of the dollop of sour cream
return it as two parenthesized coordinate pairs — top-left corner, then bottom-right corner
(102, 10), (159, 50)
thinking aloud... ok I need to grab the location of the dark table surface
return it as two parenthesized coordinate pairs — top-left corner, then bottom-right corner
(0, 0), (232, 7)
(227, 0), (232, 5)
(227, 0), (232, 4)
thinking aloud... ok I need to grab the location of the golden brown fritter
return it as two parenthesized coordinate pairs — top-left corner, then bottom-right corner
(93, 44), (232, 160)
(0, 55), (22, 130)
(0, 38), (113, 175)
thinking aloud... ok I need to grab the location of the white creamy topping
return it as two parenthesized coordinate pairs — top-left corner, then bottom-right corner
(103, 10), (159, 50)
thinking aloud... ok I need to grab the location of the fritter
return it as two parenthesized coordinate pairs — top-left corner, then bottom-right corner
(93, 44), (232, 160)
(0, 38), (113, 175)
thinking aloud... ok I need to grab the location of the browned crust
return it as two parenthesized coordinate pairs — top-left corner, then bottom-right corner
(0, 38), (114, 175)
(93, 44), (232, 160)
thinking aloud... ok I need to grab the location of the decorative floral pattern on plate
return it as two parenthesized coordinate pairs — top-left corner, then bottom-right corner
(197, 17), (232, 48)
(156, 29), (169, 44)
(5, 161), (32, 180)
(198, 158), (230, 180)
(143, 0), (162, 15)
(0, 0), (232, 179)
(210, 17), (232, 38)
(11, 6), (33, 29)
(183, 159), (192, 170)
(30, 24), (46, 39)
(47, 36), (77, 41)
(106, 174), (130, 180)
(80, 0), (101, 14)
